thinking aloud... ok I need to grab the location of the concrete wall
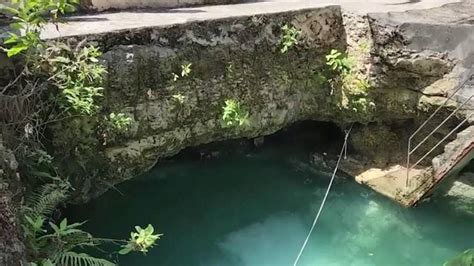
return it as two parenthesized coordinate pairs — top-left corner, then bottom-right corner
(81, 0), (245, 11)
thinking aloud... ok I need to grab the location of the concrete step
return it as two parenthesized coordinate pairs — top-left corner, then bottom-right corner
(433, 125), (474, 173)
(348, 164), (431, 207)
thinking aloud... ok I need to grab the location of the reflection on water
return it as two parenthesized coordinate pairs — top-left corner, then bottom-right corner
(66, 144), (473, 266)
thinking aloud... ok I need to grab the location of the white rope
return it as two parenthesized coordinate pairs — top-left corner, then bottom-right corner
(292, 124), (354, 266)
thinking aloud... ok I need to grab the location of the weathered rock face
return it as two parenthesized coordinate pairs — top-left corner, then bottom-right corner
(0, 140), (26, 266)
(52, 7), (347, 200)
(48, 6), (467, 201)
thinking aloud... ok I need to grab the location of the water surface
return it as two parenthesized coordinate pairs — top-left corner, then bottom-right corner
(67, 135), (473, 266)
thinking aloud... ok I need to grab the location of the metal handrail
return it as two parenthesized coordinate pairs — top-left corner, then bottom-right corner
(411, 112), (473, 172)
(406, 70), (474, 187)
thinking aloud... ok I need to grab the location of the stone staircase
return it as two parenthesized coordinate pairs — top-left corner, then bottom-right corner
(352, 73), (474, 207)
(432, 126), (474, 183)
(353, 126), (474, 207)
(400, 71), (474, 206)
(401, 125), (473, 205)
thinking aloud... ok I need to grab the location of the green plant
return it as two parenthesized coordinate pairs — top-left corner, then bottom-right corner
(172, 63), (192, 81)
(1, 0), (106, 115)
(23, 149), (55, 178)
(98, 112), (133, 146)
(0, 0), (78, 57)
(326, 49), (352, 75)
(22, 182), (70, 220)
(119, 224), (162, 255)
(342, 72), (371, 92)
(280, 24), (301, 53)
(1, 2), (159, 263)
(25, 217), (114, 266)
(44, 42), (107, 114)
(107, 112), (132, 131)
(349, 97), (375, 113)
(46, 252), (114, 266)
(325, 48), (374, 113)
(353, 77), (370, 93)
(181, 63), (192, 77)
(226, 63), (234, 75)
(312, 72), (328, 87)
(20, 178), (113, 265)
(172, 73), (180, 81)
(171, 93), (186, 104)
(222, 99), (249, 127)
(21, 173), (161, 265)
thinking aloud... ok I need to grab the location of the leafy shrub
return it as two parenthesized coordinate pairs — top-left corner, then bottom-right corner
(349, 96), (375, 113)
(119, 225), (162, 255)
(42, 42), (107, 114)
(341, 72), (370, 92)
(98, 112), (133, 146)
(181, 63), (192, 77)
(106, 112), (132, 131)
(222, 99), (249, 127)
(172, 63), (192, 81)
(280, 24), (301, 53)
(326, 49), (352, 75)
(325, 49), (374, 114)
(1, 1), (160, 265)
(171, 94), (186, 104)
(21, 162), (161, 266)
(0, 0), (78, 57)
(2, 1), (106, 115)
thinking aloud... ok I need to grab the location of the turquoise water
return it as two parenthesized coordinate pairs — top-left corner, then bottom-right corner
(66, 132), (473, 266)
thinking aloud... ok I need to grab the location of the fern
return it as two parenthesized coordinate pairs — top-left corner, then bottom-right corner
(53, 252), (115, 266)
(23, 183), (69, 219)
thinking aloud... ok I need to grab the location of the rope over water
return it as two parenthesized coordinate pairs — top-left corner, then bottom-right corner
(293, 123), (354, 266)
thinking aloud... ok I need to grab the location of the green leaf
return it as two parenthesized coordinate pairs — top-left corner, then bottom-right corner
(9, 22), (24, 31)
(40, 259), (55, 266)
(145, 224), (154, 234)
(0, 4), (19, 15)
(60, 218), (67, 230)
(6, 45), (28, 57)
(118, 247), (132, 255)
(3, 37), (19, 45)
(30, 170), (56, 179)
(54, 251), (115, 266)
(49, 222), (60, 234)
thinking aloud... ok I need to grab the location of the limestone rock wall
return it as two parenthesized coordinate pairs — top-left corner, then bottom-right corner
(48, 6), (462, 201)
(0, 140), (26, 266)
(53, 7), (351, 200)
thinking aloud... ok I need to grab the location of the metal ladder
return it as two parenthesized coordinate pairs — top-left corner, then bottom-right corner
(406, 70), (474, 187)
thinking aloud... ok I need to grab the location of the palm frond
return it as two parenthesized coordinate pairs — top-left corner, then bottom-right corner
(53, 251), (116, 266)
(62, 230), (98, 250)
(23, 182), (69, 219)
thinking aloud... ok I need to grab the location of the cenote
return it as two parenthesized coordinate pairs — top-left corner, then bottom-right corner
(65, 123), (474, 266)
(4, 1), (474, 265)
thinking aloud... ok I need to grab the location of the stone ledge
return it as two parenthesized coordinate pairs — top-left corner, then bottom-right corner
(80, 0), (244, 12)
(41, 0), (462, 39)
